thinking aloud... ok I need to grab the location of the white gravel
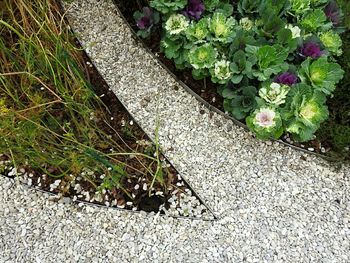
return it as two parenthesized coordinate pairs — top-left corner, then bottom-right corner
(64, 0), (350, 214)
(0, 0), (349, 261)
(1, 174), (349, 262)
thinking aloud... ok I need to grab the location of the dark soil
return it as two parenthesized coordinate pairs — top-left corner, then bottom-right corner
(114, 0), (350, 161)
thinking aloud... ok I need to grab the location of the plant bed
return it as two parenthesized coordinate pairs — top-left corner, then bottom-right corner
(0, 0), (211, 219)
(114, 0), (350, 161)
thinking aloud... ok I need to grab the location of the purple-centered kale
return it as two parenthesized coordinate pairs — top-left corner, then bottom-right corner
(324, 1), (341, 26)
(274, 72), (299, 86)
(136, 7), (154, 30)
(300, 42), (323, 59)
(133, 7), (160, 38)
(183, 0), (205, 20)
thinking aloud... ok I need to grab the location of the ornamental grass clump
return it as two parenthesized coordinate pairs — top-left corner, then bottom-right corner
(1, 0), (167, 202)
(135, 0), (347, 143)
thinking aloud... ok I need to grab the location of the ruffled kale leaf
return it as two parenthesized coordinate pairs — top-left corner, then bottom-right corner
(300, 9), (332, 32)
(281, 83), (329, 142)
(208, 12), (236, 43)
(298, 57), (344, 95)
(291, 0), (311, 14)
(210, 60), (233, 84)
(188, 43), (217, 69)
(259, 82), (290, 106)
(229, 50), (256, 84)
(320, 31), (343, 56)
(248, 44), (289, 81)
(222, 85), (258, 120)
(203, 0), (221, 12)
(161, 36), (189, 69)
(185, 17), (210, 43)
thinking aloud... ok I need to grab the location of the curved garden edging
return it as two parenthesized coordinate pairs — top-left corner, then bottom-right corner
(0, 0), (215, 223)
(113, 0), (348, 162)
(2, 172), (215, 221)
(64, 0), (350, 216)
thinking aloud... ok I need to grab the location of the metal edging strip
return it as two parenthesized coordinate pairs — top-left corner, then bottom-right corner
(112, 0), (341, 163)
(2, 0), (218, 222)
(2, 173), (217, 221)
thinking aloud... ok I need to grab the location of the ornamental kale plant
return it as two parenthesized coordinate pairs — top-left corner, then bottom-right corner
(183, 0), (205, 20)
(281, 84), (329, 142)
(134, 7), (160, 38)
(134, 0), (347, 142)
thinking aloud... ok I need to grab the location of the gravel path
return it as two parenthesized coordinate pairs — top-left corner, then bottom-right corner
(0, 0), (349, 261)
(1, 175), (349, 262)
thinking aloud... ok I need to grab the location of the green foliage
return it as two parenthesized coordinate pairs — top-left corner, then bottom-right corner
(239, 17), (254, 31)
(209, 12), (236, 43)
(311, 0), (329, 6)
(259, 82), (290, 106)
(298, 57), (344, 95)
(316, 27), (350, 158)
(186, 18), (210, 43)
(250, 44), (289, 81)
(150, 0), (187, 15)
(165, 14), (189, 35)
(337, 0), (350, 29)
(320, 31), (342, 56)
(291, 0), (311, 14)
(222, 85), (258, 120)
(161, 36), (189, 68)
(150, 0), (348, 144)
(282, 84), (329, 142)
(300, 9), (330, 32)
(215, 3), (234, 17)
(0, 0), (165, 196)
(203, 0), (221, 11)
(237, 0), (290, 16)
(188, 43), (218, 69)
(246, 107), (284, 140)
(86, 150), (126, 191)
(210, 60), (232, 84)
(237, 0), (261, 15)
(259, 0), (291, 16)
(209, 60), (232, 84)
(228, 49), (255, 84)
(229, 29), (257, 53)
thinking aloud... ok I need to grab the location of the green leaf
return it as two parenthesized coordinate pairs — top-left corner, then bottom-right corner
(277, 28), (292, 44)
(245, 44), (259, 54)
(216, 3), (234, 17)
(223, 86), (258, 120)
(222, 87), (235, 99)
(281, 83), (329, 142)
(300, 9), (327, 32)
(299, 57), (345, 95)
(257, 46), (276, 69)
(237, 0), (260, 15)
(231, 75), (243, 84)
(233, 50), (247, 70)
(150, 0), (187, 14)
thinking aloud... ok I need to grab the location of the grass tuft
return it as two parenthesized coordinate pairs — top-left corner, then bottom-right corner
(0, 0), (165, 195)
